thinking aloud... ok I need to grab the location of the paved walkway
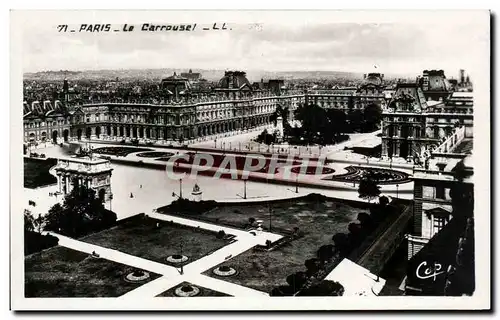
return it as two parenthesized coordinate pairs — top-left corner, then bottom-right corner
(149, 212), (282, 244)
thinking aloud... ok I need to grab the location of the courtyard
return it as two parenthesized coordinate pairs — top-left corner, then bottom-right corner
(25, 246), (160, 297)
(80, 217), (233, 267)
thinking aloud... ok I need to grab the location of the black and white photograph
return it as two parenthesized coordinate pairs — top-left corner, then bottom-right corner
(9, 9), (491, 311)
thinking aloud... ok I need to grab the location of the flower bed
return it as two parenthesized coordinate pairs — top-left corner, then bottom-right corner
(174, 285), (201, 297)
(136, 151), (175, 158)
(212, 265), (237, 277)
(325, 166), (411, 185)
(165, 254), (189, 264)
(93, 146), (152, 157)
(124, 270), (151, 283)
(290, 166), (335, 175)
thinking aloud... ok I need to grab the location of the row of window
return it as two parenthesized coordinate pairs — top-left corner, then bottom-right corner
(24, 120), (69, 128)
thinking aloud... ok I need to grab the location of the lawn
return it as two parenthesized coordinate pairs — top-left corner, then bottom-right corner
(24, 157), (57, 189)
(25, 246), (160, 297)
(156, 281), (231, 297)
(201, 197), (367, 293)
(80, 217), (231, 267)
(93, 146), (152, 157)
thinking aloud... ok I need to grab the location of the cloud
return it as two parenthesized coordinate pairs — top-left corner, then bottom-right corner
(21, 20), (487, 76)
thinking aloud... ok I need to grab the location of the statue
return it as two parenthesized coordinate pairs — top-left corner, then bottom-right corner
(191, 183), (202, 202)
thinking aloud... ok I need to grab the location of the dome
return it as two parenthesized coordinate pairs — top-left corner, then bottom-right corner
(364, 73), (383, 86)
(217, 71), (251, 89)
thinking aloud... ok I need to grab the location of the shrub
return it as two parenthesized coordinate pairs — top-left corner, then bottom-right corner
(298, 280), (345, 296)
(217, 230), (226, 239)
(286, 271), (308, 290)
(332, 233), (350, 252)
(248, 217), (256, 226)
(270, 285), (295, 296)
(304, 258), (321, 276)
(357, 212), (373, 230)
(317, 244), (334, 262)
(379, 195), (389, 206)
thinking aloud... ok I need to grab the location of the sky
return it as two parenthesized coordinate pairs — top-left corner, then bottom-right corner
(19, 11), (489, 79)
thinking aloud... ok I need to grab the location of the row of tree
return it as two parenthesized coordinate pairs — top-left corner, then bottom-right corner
(254, 129), (280, 145)
(269, 195), (394, 296)
(268, 102), (383, 146)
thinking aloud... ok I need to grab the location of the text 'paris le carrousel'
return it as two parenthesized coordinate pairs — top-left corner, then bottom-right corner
(56, 23), (231, 33)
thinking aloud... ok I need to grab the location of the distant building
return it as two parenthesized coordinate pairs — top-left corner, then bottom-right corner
(180, 69), (202, 83)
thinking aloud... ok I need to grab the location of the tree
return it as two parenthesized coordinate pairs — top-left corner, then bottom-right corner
(293, 103), (329, 144)
(24, 209), (59, 255)
(358, 177), (381, 202)
(326, 109), (348, 137)
(347, 109), (365, 133)
(24, 209), (34, 232)
(44, 183), (116, 238)
(363, 103), (383, 131)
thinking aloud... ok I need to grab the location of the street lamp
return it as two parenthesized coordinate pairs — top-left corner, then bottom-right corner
(172, 178), (183, 199)
(243, 179), (247, 199)
(396, 184), (399, 199)
(179, 178), (183, 199)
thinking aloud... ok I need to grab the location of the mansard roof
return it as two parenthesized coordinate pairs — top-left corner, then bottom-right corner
(386, 83), (428, 113)
(217, 71), (252, 90)
(23, 100), (68, 119)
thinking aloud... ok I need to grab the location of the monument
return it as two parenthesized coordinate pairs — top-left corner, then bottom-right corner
(54, 156), (113, 205)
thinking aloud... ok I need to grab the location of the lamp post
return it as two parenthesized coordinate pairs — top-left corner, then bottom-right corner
(243, 179), (247, 199)
(179, 178), (183, 199)
(396, 184), (399, 199)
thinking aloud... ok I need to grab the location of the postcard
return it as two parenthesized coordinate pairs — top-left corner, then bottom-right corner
(10, 9), (491, 311)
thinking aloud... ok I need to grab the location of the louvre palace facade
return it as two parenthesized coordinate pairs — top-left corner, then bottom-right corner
(23, 71), (389, 145)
